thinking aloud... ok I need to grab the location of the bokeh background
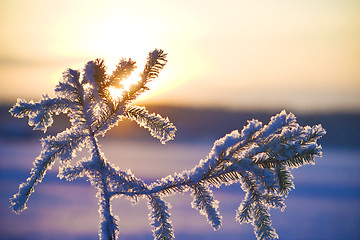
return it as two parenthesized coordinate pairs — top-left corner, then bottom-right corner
(1, 0), (359, 112)
(1, 0), (359, 239)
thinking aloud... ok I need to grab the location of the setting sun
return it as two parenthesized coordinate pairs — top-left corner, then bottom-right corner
(107, 86), (123, 100)
(107, 71), (143, 100)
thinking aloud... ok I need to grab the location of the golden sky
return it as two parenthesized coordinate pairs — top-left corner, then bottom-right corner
(1, 0), (359, 112)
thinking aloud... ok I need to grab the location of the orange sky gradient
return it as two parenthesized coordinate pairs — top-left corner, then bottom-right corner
(1, 0), (359, 113)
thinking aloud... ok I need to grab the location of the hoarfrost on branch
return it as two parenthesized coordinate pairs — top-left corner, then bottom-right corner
(9, 49), (326, 240)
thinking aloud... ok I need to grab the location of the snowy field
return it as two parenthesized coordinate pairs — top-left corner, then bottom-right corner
(0, 139), (359, 240)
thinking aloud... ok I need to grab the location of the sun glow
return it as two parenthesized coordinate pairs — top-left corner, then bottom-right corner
(108, 71), (142, 100)
(108, 86), (124, 100)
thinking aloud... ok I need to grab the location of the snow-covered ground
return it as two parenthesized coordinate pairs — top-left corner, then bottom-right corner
(1, 139), (359, 240)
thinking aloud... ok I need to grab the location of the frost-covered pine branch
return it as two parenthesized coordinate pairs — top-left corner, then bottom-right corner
(10, 49), (325, 240)
(145, 111), (325, 239)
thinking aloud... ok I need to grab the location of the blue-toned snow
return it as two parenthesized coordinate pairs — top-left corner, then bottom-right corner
(0, 139), (359, 240)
